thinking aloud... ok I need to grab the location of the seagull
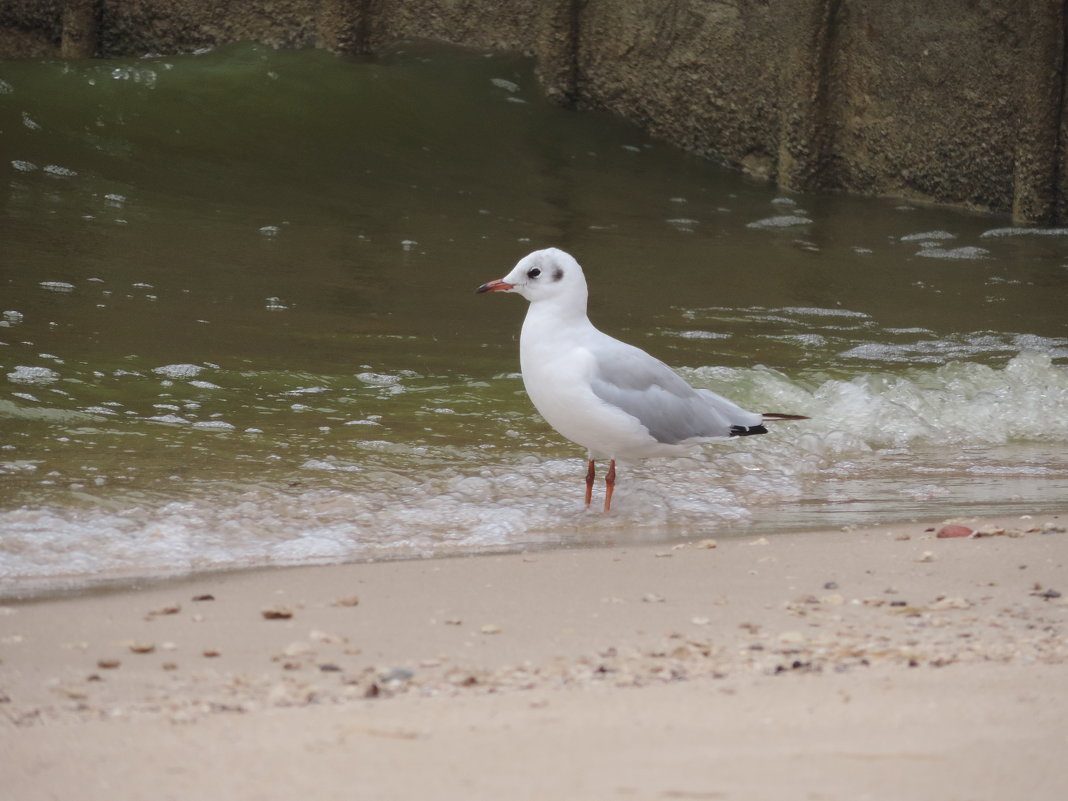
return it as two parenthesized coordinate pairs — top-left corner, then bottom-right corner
(477, 247), (807, 512)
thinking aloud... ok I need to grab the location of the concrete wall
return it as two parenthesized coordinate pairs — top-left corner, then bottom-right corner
(3, 0), (1065, 223)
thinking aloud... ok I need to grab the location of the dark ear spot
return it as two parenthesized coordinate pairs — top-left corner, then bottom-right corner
(552, 267), (564, 282)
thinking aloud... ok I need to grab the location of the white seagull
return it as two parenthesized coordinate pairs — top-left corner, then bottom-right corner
(477, 247), (807, 512)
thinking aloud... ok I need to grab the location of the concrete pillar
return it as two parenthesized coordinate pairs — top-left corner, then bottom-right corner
(60, 0), (98, 59)
(534, 0), (584, 108)
(777, 0), (842, 191)
(1012, 0), (1066, 224)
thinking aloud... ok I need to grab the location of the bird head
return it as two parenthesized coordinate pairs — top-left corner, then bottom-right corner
(476, 248), (588, 308)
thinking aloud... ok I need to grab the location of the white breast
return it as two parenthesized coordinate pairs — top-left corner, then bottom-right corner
(519, 306), (672, 460)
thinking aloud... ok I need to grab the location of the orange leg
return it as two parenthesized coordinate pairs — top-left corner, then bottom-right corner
(604, 459), (616, 513)
(585, 459), (596, 507)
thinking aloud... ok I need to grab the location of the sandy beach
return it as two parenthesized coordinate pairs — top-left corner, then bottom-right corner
(2, 512), (1066, 800)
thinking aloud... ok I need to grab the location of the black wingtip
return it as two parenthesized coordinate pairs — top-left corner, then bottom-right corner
(729, 424), (768, 437)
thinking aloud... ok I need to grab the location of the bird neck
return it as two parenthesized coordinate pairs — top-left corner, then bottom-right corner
(525, 285), (590, 329)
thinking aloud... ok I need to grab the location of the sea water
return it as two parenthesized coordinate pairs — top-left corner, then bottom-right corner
(2, 42), (1066, 593)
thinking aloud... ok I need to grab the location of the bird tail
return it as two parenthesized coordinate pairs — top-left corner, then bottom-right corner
(729, 413), (808, 437)
(729, 424), (767, 436)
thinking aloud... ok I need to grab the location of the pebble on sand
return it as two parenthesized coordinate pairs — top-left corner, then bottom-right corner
(937, 525), (973, 539)
(262, 605), (294, 620)
(147, 603), (182, 617)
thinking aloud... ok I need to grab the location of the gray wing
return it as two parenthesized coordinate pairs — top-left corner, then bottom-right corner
(588, 340), (746, 444)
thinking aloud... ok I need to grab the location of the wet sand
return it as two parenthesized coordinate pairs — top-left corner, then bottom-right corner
(2, 513), (1066, 800)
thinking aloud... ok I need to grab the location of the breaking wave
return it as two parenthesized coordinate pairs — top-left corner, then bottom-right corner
(3, 352), (1065, 591)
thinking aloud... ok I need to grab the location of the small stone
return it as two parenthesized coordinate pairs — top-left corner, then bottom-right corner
(332, 595), (360, 607)
(480, 624), (502, 635)
(280, 641), (314, 658)
(694, 538), (718, 549)
(381, 667), (414, 683)
(192, 594), (215, 602)
(691, 616), (710, 626)
(128, 641), (155, 654)
(917, 551), (937, 563)
(937, 524), (973, 539)
(162, 662), (178, 671)
(443, 617), (463, 626)
(939, 527), (974, 540)
(1031, 588), (1062, 600)
(148, 603), (182, 616)
(928, 596), (971, 610)
(642, 593), (666, 603)
(202, 649), (221, 658)
(54, 684), (89, 700)
(261, 605), (294, 620)
(447, 671), (480, 687)
(97, 658), (120, 669)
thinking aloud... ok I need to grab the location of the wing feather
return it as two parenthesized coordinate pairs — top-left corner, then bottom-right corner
(587, 341), (742, 444)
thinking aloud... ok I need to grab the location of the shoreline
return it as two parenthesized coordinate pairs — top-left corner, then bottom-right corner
(2, 511), (1066, 799)
(6, 503), (1067, 604)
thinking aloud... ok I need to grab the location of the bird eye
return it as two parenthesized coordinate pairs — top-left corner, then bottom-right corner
(527, 267), (541, 279)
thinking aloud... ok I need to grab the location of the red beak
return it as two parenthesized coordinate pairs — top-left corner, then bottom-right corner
(476, 278), (514, 294)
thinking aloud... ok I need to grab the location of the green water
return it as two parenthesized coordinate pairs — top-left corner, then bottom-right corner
(2, 42), (1067, 590)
